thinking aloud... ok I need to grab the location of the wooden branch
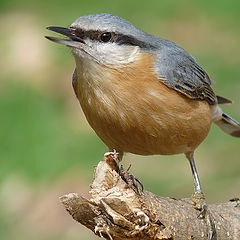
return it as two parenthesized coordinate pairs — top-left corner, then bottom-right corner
(60, 154), (240, 240)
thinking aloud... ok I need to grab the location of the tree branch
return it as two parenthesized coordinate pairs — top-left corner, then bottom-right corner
(60, 153), (240, 240)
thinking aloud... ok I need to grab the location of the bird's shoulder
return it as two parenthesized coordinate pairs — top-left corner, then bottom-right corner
(154, 40), (217, 105)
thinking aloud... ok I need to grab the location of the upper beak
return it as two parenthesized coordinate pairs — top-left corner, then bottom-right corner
(45, 26), (85, 48)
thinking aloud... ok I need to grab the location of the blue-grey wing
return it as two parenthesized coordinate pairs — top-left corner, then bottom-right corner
(72, 68), (78, 96)
(155, 45), (217, 105)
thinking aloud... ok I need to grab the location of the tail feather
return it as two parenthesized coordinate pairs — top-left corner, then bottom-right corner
(214, 111), (240, 137)
(216, 95), (233, 105)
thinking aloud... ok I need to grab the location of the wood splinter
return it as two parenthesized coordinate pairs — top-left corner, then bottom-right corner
(60, 153), (240, 240)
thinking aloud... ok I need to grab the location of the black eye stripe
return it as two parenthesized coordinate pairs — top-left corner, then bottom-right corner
(73, 29), (100, 40)
(114, 34), (156, 49)
(72, 28), (156, 49)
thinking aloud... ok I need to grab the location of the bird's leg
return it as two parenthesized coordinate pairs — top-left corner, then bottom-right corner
(185, 152), (216, 240)
(185, 152), (205, 209)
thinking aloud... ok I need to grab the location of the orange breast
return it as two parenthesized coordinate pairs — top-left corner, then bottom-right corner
(74, 52), (212, 155)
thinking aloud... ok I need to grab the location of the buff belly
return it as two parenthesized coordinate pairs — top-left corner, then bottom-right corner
(74, 52), (212, 155)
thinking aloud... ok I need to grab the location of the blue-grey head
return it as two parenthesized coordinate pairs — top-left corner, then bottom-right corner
(46, 13), (159, 67)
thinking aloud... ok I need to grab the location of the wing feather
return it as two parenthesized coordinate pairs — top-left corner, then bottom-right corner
(155, 44), (217, 105)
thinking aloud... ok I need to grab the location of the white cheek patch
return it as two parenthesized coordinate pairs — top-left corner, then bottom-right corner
(71, 38), (140, 68)
(90, 42), (140, 67)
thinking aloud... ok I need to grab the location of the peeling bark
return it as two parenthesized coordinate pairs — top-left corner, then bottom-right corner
(60, 154), (240, 240)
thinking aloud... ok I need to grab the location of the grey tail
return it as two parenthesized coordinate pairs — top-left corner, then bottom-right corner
(216, 95), (232, 105)
(215, 112), (240, 137)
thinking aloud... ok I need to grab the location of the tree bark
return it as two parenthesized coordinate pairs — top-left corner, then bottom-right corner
(60, 153), (240, 240)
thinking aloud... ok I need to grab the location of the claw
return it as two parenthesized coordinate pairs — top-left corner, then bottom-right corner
(129, 175), (143, 195)
(196, 203), (217, 239)
(197, 203), (207, 219)
(134, 176), (144, 192)
(180, 194), (216, 240)
(118, 165), (144, 195)
(206, 215), (217, 240)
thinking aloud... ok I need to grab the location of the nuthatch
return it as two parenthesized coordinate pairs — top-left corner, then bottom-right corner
(46, 13), (240, 207)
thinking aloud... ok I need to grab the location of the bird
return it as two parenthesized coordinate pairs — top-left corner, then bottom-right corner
(45, 13), (240, 210)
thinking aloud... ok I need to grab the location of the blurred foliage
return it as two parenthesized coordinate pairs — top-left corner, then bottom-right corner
(0, 79), (105, 183)
(0, 0), (240, 239)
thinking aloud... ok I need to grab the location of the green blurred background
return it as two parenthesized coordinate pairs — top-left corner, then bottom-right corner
(0, 0), (240, 239)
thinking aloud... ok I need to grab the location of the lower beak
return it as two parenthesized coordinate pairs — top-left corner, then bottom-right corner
(45, 26), (85, 48)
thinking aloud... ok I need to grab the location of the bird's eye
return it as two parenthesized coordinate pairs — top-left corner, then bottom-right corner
(100, 32), (112, 42)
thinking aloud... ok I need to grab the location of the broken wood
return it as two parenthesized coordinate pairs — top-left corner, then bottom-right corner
(60, 152), (240, 240)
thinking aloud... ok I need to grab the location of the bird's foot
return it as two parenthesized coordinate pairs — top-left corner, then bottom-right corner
(191, 192), (206, 215)
(103, 151), (143, 195)
(118, 165), (144, 195)
(180, 192), (216, 240)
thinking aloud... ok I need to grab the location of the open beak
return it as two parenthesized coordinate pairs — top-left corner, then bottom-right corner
(45, 26), (85, 48)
